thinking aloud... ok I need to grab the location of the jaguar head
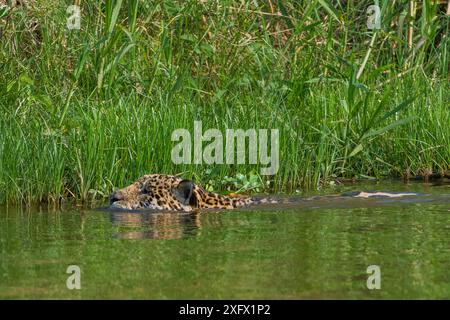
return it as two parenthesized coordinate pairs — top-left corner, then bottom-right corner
(109, 175), (198, 211)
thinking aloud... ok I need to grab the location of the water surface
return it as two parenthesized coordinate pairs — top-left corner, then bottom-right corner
(0, 181), (449, 299)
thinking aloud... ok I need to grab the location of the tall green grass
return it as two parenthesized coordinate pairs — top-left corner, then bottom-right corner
(0, 0), (449, 204)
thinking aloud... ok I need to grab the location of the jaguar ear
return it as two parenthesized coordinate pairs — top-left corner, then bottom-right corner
(173, 180), (198, 207)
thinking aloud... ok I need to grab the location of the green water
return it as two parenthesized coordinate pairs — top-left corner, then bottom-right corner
(0, 182), (449, 299)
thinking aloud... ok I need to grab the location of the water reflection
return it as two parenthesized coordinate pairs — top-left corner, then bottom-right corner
(110, 211), (202, 240)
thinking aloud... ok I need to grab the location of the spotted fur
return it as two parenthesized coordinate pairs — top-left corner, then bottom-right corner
(109, 174), (255, 211)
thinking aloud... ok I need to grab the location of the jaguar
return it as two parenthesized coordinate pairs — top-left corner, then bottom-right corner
(109, 174), (257, 211)
(109, 174), (417, 211)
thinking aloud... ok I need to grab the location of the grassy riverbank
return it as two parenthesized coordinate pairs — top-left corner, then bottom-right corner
(0, 1), (449, 204)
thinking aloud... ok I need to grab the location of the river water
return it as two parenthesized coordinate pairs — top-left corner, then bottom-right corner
(0, 181), (449, 299)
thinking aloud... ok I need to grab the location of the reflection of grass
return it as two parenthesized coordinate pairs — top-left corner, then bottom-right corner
(0, 1), (448, 204)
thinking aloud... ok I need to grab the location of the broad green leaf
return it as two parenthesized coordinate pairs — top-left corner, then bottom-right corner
(348, 144), (363, 158)
(378, 96), (416, 124)
(107, 0), (123, 34)
(318, 0), (341, 23)
(0, 5), (9, 19)
(363, 116), (417, 139)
